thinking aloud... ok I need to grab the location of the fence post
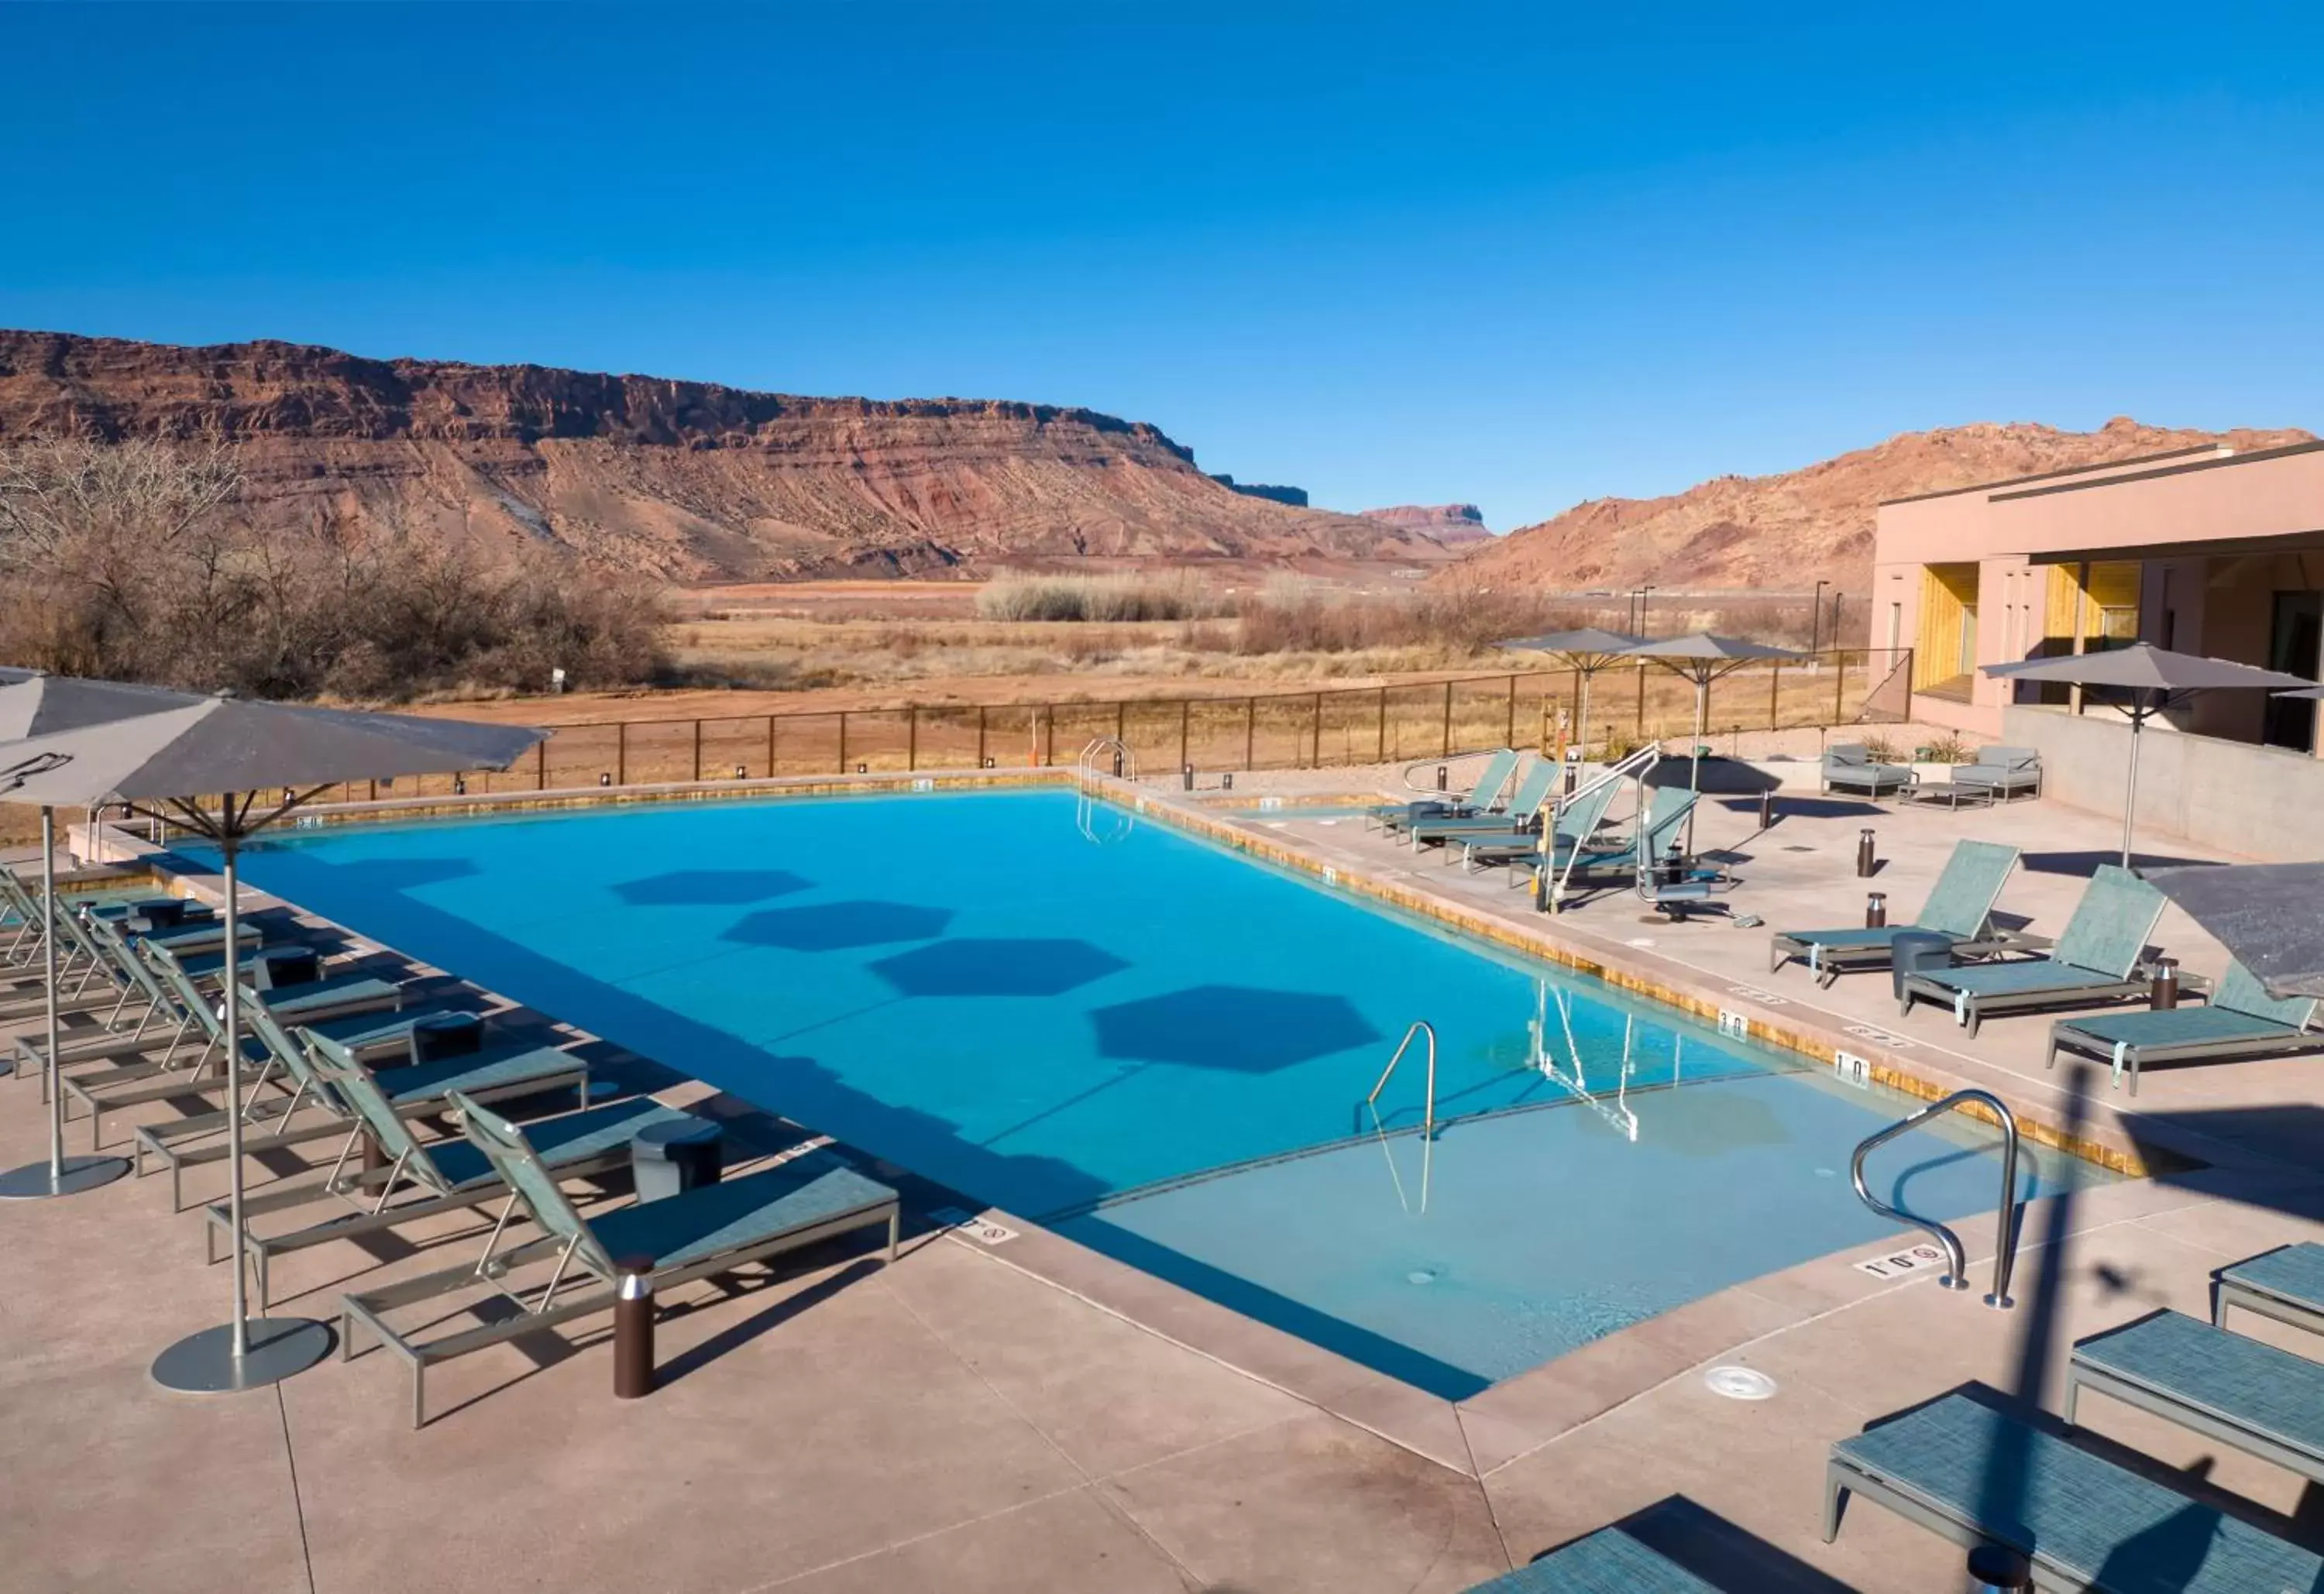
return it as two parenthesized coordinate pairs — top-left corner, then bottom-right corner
(766, 715), (776, 778)
(1834, 651), (1848, 723)
(692, 719), (703, 782)
(837, 712), (849, 775)
(1244, 697), (1256, 768)
(536, 737), (547, 791)
(977, 705), (988, 768)
(1440, 681), (1452, 757)
(1505, 675), (1517, 747)
(1312, 692), (1323, 769)
(1178, 699), (1190, 771)
(907, 706), (918, 771)
(1769, 663), (1781, 729)
(617, 722), (628, 786)
(1635, 665), (1646, 737)
(1043, 708), (1054, 768)
(1116, 700), (1126, 747)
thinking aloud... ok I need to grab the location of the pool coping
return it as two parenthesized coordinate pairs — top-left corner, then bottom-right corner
(74, 766), (2272, 1479)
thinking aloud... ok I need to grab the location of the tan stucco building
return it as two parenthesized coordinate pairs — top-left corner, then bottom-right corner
(1872, 439), (2324, 750)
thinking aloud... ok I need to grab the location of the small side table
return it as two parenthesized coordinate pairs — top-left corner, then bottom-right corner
(633, 1118), (723, 1202)
(1904, 783), (1996, 812)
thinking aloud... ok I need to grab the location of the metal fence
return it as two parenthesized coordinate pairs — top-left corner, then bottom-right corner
(319, 649), (1913, 802)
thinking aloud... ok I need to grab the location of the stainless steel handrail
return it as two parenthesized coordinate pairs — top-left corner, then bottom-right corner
(1364, 1021), (1438, 1140)
(1399, 747), (1513, 795)
(1851, 1088), (2022, 1310)
(1074, 738), (1137, 843)
(1540, 745), (1660, 911)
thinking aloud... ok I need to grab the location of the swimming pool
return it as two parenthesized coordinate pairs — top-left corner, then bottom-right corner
(224, 790), (2109, 1397)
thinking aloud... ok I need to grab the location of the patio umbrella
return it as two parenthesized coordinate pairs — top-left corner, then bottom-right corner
(0, 673), (226, 1185)
(2144, 863), (2324, 1001)
(0, 690), (544, 1393)
(1981, 644), (2314, 868)
(1492, 627), (1645, 762)
(1614, 634), (1807, 844)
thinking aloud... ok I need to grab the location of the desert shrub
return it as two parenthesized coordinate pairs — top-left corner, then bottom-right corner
(1860, 733), (1904, 763)
(0, 434), (667, 701)
(975, 572), (1216, 624)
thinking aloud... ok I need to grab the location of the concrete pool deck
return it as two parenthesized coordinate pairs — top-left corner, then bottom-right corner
(6, 776), (2324, 1592)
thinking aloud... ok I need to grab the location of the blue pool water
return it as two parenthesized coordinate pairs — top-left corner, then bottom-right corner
(223, 791), (2111, 1396)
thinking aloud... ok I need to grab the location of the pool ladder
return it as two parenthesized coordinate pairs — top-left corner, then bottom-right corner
(1074, 737), (1136, 843)
(1850, 1088), (2022, 1310)
(1362, 1021), (1438, 1139)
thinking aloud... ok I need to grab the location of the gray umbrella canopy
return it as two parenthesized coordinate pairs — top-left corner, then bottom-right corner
(1494, 628), (1649, 761)
(1983, 641), (2312, 695)
(0, 672), (215, 742)
(0, 692), (544, 821)
(1617, 634), (1808, 668)
(1979, 644), (2314, 866)
(2278, 684), (2324, 700)
(1494, 627), (1648, 658)
(2144, 864), (2324, 1001)
(0, 690), (545, 1393)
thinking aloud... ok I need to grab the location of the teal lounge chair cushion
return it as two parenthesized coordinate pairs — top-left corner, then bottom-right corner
(1466, 1528), (1717, 1592)
(2221, 1243), (2324, 1314)
(2076, 1311), (2324, 1462)
(586, 1156), (896, 1270)
(1835, 1393), (2323, 1591)
(263, 974), (402, 1021)
(1923, 960), (2126, 999)
(1785, 925), (1945, 954)
(419, 1099), (693, 1191)
(375, 1043), (583, 1106)
(2058, 1005), (2308, 1051)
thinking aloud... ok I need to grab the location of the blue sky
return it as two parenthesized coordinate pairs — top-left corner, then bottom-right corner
(4, 3), (2320, 529)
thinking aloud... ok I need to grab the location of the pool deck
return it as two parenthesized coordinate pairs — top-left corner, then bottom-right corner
(7, 773), (2324, 1592)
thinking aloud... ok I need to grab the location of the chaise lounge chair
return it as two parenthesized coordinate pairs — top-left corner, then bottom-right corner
(1370, 748), (1521, 833)
(1825, 1390), (2324, 1590)
(1769, 839), (2023, 987)
(2046, 959), (2322, 1094)
(1896, 865), (2165, 1037)
(210, 1039), (696, 1310)
(2068, 1309), (2324, 1487)
(1821, 743), (1916, 799)
(1405, 760), (1561, 850)
(133, 991), (492, 1208)
(1457, 772), (1623, 878)
(341, 1091), (902, 1426)
(2213, 1242), (2324, 1337)
(60, 937), (405, 1147)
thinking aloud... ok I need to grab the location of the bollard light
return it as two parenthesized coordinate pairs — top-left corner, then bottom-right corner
(1865, 891), (1887, 929)
(452, 775), (466, 796)
(613, 1255), (656, 1400)
(1758, 790), (1775, 830)
(856, 763), (868, 775)
(2150, 956), (2180, 1011)
(981, 757), (995, 769)
(1855, 827), (1877, 878)
(1435, 765), (1449, 792)
(735, 764), (747, 779)
(1181, 763), (1195, 792)
(1222, 771), (1234, 790)
(600, 772), (613, 788)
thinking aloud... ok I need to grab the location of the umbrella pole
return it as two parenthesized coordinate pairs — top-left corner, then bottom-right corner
(2121, 706), (2146, 869)
(0, 807), (128, 1200)
(150, 801), (332, 1391)
(1687, 675), (1708, 852)
(1577, 673), (1593, 766)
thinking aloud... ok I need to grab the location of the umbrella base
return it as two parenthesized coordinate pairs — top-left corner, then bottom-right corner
(151, 1317), (334, 1394)
(0, 1154), (128, 1200)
